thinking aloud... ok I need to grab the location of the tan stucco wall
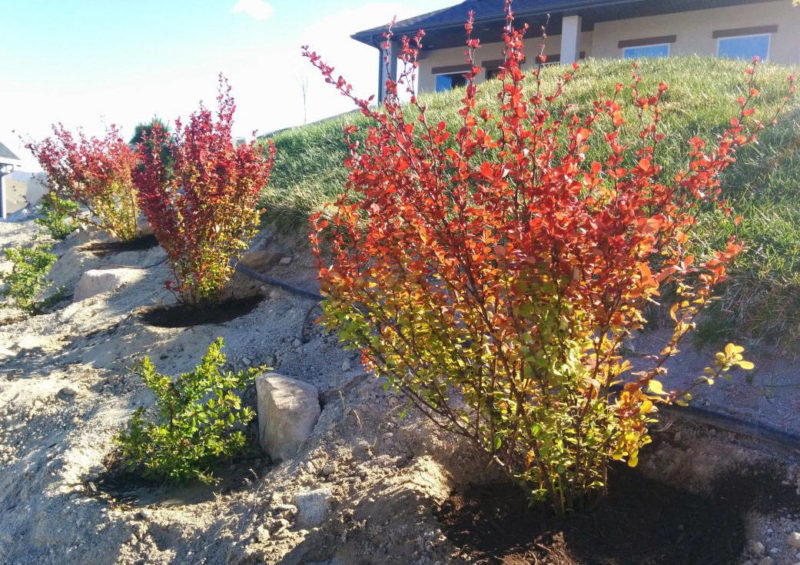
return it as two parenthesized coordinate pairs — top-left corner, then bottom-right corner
(417, 1), (799, 93)
(593, 1), (799, 62)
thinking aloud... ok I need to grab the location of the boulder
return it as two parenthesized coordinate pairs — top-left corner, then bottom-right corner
(73, 268), (144, 302)
(293, 488), (333, 529)
(256, 373), (320, 461)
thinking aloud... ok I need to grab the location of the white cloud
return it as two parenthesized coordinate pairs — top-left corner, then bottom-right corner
(231, 0), (274, 21)
(3, 1), (454, 172)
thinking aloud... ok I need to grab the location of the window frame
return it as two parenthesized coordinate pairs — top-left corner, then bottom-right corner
(716, 32), (771, 62)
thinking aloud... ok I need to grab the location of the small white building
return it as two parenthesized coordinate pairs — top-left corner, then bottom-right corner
(353, 0), (800, 100)
(0, 141), (22, 220)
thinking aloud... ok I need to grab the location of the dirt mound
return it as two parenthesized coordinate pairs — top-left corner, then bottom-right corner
(2, 217), (800, 564)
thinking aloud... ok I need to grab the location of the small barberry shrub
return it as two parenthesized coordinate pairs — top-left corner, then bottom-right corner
(306, 1), (793, 514)
(115, 338), (260, 484)
(1, 246), (57, 313)
(36, 191), (79, 240)
(26, 125), (140, 241)
(133, 76), (277, 307)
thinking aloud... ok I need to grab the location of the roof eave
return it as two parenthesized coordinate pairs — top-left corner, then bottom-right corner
(352, 0), (743, 49)
(0, 156), (21, 167)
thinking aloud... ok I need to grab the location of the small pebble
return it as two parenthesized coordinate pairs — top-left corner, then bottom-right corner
(758, 557), (774, 565)
(749, 541), (766, 556)
(256, 525), (270, 543)
(279, 256), (292, 265)
(57, 387), (78, 401)
(271, 518), (290, 533)
(788, 532), (800, 549)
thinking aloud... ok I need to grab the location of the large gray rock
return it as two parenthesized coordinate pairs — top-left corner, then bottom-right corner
(73, 268), (144, 302)
(256, 373), (320, 461)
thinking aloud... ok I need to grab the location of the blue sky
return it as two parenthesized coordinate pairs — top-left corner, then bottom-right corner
(1, 0), (456, 169)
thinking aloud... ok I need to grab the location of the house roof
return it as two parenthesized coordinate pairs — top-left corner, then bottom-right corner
(0, 141), (21, 167)
(352, 0), (777, 49)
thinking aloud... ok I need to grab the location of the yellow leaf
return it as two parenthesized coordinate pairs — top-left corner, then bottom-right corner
(738, 360), (754, 370)
(628, 452), (639, 467)
(725, 343), (744, 356)
(648, 379), (665, 395)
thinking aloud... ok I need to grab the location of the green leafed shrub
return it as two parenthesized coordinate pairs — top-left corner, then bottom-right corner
(115, 338), (259, 484)
(1, 246), (57, 313)
(35, 191), (79, 240)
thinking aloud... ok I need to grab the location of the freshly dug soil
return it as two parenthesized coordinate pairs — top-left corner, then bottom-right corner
(140, 295), (265, 327)
(81, 234), (160, 257)
(437, 463), (797, 564)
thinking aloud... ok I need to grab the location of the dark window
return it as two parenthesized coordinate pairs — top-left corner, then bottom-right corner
(436, 73), (468, 92)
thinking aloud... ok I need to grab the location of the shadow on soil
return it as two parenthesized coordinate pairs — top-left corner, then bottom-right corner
(437, 464), (798, 565)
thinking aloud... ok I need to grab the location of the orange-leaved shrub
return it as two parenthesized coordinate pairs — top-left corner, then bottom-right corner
(305, 1), (795, 514)
(27, 125), (140, 241)
(134, 76), (276, 306)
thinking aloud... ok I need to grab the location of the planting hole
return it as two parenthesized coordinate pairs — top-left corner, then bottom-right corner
(140, 294), (265, 328)
(81, 234), (160, 257)
(90, 450), (270, 507)
(436, 465), (762, 564)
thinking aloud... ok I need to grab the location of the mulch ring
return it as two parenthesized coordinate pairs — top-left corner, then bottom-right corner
(139, 295), (265, 328)
(80, 234), (160, 257)
(437, 462), (798, 564)
(89, 448), (270, 508)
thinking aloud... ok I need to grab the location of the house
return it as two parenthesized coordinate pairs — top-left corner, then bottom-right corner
(0, 141), (22, 219)
(352, 0), (800, 100)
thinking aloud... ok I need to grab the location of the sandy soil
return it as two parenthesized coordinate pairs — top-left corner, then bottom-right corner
(1, 214), (799, 565)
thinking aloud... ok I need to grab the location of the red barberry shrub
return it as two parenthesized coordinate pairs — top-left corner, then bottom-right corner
(306, 2), (794, 514)
(134, 76), (276, 306)
(26, 125), (140, 241)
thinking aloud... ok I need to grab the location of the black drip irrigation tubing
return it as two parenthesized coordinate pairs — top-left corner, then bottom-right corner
(660, 402), (800, 455)
(235, 263), (324, 301)
(236, 263), (800, 455)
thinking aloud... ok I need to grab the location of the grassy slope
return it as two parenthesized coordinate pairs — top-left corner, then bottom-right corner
(262, 57), (800, 351)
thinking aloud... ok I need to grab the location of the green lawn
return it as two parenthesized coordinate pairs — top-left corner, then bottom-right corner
(261, 56), (800, 353)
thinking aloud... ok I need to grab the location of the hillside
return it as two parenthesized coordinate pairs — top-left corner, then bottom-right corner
(263, 56), (800, 352)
